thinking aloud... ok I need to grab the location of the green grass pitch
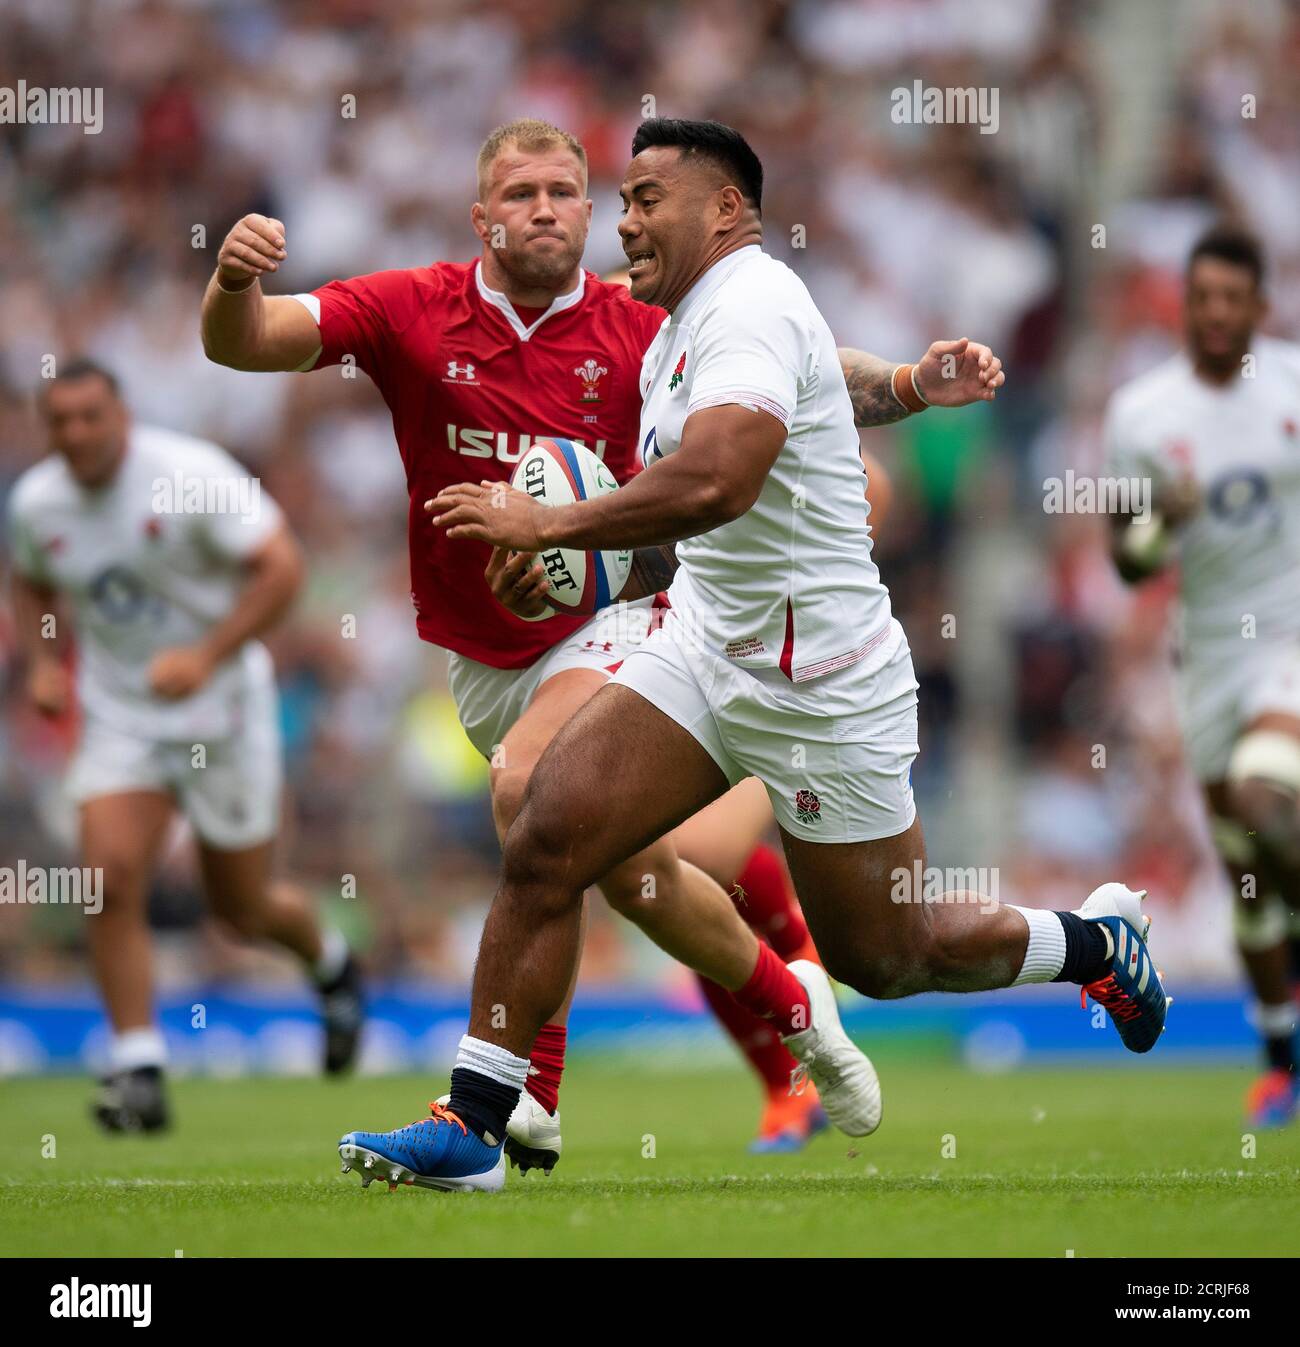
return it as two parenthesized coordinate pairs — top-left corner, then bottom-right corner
(3, 1054), (1297, 1257)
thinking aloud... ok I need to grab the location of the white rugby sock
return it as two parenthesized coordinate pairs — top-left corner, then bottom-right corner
(454, 1034), (530, 1091)
(1008, 905), (1067, 986)
(312, 928), (349, 985)
(1252, 1001), (1298, 1038)
(110, 1026), (167, 1072)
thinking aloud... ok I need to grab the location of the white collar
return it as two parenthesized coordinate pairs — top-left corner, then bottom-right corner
(474, 259), (586, 342)
(670, 245), (762, 325)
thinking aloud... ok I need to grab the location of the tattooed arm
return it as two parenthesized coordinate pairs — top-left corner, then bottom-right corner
(838, 349), (912, 427)
(838, 339), (1006, 428)
(619, 542), (678, 601)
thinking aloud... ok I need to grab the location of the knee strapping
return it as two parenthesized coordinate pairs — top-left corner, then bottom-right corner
(1227, 730), (1300, 793)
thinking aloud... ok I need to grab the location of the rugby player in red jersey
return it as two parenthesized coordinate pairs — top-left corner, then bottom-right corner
(202, 118), (1004, 1170)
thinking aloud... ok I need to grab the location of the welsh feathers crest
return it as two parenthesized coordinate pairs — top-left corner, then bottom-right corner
(574, 359), (608, 402)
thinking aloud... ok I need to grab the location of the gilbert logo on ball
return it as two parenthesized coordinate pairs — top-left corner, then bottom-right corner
(510, 438), (632, 616)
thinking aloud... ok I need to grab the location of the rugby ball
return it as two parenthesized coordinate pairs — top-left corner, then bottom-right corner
(510, 438), (632, 616)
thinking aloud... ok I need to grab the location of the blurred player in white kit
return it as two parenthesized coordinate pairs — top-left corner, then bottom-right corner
(1105, 227), (1300, 1127)
(7, 360), (364, 1132)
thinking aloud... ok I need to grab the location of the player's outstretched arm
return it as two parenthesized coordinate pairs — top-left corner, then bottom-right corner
(201, 215), (322, 373)
(838, 338), (1005, 427)
(430, 404), (784, 553)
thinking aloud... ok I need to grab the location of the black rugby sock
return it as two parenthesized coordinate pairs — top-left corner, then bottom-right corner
(448, 1067), (518, 1145)
(1051, 912), (1111, 985)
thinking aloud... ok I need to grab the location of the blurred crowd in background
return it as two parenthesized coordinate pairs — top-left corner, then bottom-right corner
(2, 0), (1299, 992)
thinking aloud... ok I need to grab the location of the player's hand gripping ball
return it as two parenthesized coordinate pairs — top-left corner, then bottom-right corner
(432, 438), (632, 616)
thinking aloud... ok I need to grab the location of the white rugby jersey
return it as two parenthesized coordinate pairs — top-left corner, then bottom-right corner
(1102, 338), (1300, 657)
(8, 423), (282, 740)
(637, 246), (894, 681)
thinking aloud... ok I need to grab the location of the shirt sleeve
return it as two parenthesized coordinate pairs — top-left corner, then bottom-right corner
(290, 268), (415, 379)
(1100, 392), (1155, 482)
(6, 489), (50, 583)
(190, 447), (284, 562)
(686, 288), (811, 428)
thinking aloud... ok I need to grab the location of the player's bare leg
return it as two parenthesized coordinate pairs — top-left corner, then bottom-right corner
(80, 790), (174, 1131)
(469, 686), (746, 1053)
(82, 791), (174, 1037)
(672, 777), (773, 887)
(490, 670), (591, 1039)
(487, 666), (771, 1165)
(487, 668), (610, 1167)
(197, 840), (322, 962)
(1205, 711), (1300, 1126)
(777, 817), (1028, 997)
(198, 839), (363, 1074)
(491, 665), (603, 1031)
(772, 809), (1168, 1058)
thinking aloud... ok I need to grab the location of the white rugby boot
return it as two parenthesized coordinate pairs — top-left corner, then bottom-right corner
(504, 1088), (563, 1174)
(781, 960), (883, 1137)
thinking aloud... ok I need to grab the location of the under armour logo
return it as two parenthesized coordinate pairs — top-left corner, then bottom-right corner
(445, 361), (477, 382)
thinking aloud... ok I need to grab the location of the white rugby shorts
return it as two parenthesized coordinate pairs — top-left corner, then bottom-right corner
(611, 612), (920, 843)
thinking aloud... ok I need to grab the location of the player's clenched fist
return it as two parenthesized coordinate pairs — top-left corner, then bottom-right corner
(914, 337), (1005, 405)
(217, 214), (288, 291)
(148, 645), (215, 699)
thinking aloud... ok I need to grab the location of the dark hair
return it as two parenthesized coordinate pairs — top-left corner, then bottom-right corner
(1187, 225), (1265, 289)
(631, 118), (763, 211)
(40, 357), (121, 403)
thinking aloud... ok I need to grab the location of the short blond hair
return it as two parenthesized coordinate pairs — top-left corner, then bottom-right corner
(476, 118), (588, 199)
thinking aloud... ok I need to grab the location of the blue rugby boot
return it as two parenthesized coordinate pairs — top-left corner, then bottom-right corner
(339, 1101), (505, 1192)
(1076, 883), (1172, 1054)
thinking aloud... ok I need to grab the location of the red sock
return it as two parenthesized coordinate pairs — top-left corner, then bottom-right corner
(732, 845), (808, 960)
(730, 943), (811, 1038)
(526, 1022), (566, 1115)
(697, 972), (798, 1093)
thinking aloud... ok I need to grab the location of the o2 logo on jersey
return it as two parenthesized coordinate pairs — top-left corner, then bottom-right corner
(89, 565), (166, 625)
(1206, 467), (1279, 531)
(641, 424), (662, 465)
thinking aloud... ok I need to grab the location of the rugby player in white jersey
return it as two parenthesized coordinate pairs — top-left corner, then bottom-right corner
(8, 362), (364, 1132)
(341, 118), (1167, 1191)
(1104, 227), (1300, 1128)
(205, 118), (1007, 1177)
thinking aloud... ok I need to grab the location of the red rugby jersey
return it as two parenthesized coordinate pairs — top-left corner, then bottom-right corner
(302, 261), (665, 669)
